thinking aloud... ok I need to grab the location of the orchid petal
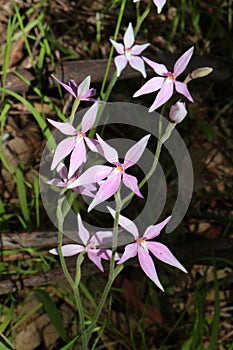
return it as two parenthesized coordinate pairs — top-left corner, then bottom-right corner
(49, 244), (83, 256)
(131, 43), (150, 55)
(144, 216), (171, 239)
(51, 137), (75, 170)
(88, 173), (121, 212)
(133, 77), (165, 97)
(47, 178), (66, 187)
(91, 231), (113, 247)
(87, 251), (104, 272)
(68, 165), (113, 189)
(175, 81), (194, 102)
(128, 56), (147, 78)
(143, 57), (168, 75)
(69, 80), (78, 96)
(81, 102), (98, 133)
(98, 248), (117, 260)
(124, 134), (150, 168)
(47, 119), (76, 135)
(84, 137), (99, 153)
(110, 39), (124, 55)
(77, 76), (91, 99)
(138, 246), (164, 291)
(124, 23), (134, 48)
(68, 138), (86, 179)
(56, 163), (68, 180)
(149, 242), (188, 273)
(51, 74), (77, 98)
(117, 242), (138, 264)
(174, 46), (194, 77)
(96, 134), (119, 163)
(77, 214), (90, 245)
(114, 55), (128, 77)
(107, 207), (139, 239)
(149, 79), (174, 112)
(83, 87), (96, 100)
(123, 173), (143, 198)
(154, 0), (167, 13)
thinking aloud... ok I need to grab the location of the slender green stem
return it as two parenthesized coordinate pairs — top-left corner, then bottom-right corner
(69, 98), (80, 124)
(73, 253), (87, 349)
(135, 2), (151, 37)
(56, 196), (74, 288)
(100, 0), (127, 98)
(85, 264), (123, 345)
(84, 189), (123, 346)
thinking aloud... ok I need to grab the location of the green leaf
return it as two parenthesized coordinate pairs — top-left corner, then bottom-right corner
(34, 289), (67, 341)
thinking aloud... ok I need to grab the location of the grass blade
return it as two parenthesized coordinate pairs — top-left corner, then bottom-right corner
(34, 289), (67, 341)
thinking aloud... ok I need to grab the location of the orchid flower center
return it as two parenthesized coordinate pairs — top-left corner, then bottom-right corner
(125, 47), (132, 60)
(85, 240), (96, 252)
(114, 162), (124, 172)
(166, 72), (175, 80)
(76, 131), (85, 138)
(139, 238), (149, 252)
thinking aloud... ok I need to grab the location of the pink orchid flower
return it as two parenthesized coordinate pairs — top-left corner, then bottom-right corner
(133, 0), (167, 13)
(68, 134), (150, 212)
(49, 214), (117, 272)
(47, 163), (96, 197)
(108, 207), (187, 291)
(51, 74), (96, 101)
(48, 103), (99, 179)
(133, 47), (194, 112)
(110, 22), (150, 78)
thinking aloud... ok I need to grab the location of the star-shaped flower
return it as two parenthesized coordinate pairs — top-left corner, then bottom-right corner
(48, 102), (99, 179)
(108, 207), (187, 291)
(68, 134), (150, 212)
(110, 22), (150, 78)
(50, 214), (118, 272)
(47, 163), (96, 197)
(51, 74), (96, 101)
(134, 47), (194, 112)
(133, 0), (167, 14)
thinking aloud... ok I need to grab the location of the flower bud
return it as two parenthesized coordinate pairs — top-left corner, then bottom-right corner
(169, 101), (187, 124)
(184, 67), (213, 83)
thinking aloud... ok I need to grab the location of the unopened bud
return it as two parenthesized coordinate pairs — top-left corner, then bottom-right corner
(184, 67), (213, 83)
(169, 101), (187, 124)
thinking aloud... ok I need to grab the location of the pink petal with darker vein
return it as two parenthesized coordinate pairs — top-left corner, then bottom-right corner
(81, 102), (98, 133)
(149, 79), (174, 112)
(175, 81), (194, 102)
(68, 138), (86, 179)
(67, 165), (113, 189)
(117, 242), (138, 264)
(88, 172), (121, 212)
(47, 119), (76, 135)
(124, 134), (150, 169)
(122, 173), (143, 198)
(51, 137), (75, 170)
(77, 214), (90, 245)
(133, 77), (165, 97)
(148, 242), (187, 273)
(138, 246), (164, 291)
(143, 57), (168, 75)
(144, 216), (171, 239)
